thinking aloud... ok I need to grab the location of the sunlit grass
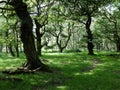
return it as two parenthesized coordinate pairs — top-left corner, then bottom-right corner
(0, 52), (120, 90)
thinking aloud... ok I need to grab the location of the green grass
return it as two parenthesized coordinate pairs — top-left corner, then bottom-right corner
(0, 52), (120, 90)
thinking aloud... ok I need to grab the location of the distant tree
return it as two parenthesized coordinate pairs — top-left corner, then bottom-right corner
(48, 22), (73, 52)
(0, 14), (20, 57)
(0, 29), (4, 55)
(94, 4), (120, 51)
(5, 29), (15, 57)
(57, 0), (113, 55)
(31, 0), (53, 56)
(102, 5), (120, 52)
(34, 19), (48, 55)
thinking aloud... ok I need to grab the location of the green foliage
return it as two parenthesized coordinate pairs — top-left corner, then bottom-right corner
(93, 2), (120, 51)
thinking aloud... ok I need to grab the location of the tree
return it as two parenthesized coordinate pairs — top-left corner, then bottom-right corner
(57, 0), (113, 55)
(31, 0), (53, 56)
(5, 29), (15, 57)
(48, 22), (73, 52)
(0, 0), (49, 71)
(34, 19), (48, 55)
(94, 4), (120, 51)
(102, 5), (120, 52)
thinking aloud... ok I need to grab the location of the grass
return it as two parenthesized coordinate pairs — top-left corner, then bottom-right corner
(0, 52), (120, 90)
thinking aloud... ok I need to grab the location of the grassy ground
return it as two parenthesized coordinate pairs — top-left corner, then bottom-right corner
(0, 52), (120, 90)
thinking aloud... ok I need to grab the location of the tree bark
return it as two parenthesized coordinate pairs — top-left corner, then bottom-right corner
(116, 43), (120, 52)
(55, 29), (71, 53)
(8, 43), (15, 57)
(59, 47), (64, 53)
(9, 0), (48, 70)
(34, 19), (43, 56)
(85, 15), (94, 55)
(15, 43), (19, 57)
(114, 22), (120, 52)
(0, 44), (3, 55)
(5, 30), (15, 57)
(13, 21), (20, 57)
(114, 35), (120, 52)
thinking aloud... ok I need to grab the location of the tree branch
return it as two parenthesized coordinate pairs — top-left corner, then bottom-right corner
(0, 7), (14, 10)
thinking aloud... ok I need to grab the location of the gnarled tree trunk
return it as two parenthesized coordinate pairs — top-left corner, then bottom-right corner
(9, 0), (47, 70)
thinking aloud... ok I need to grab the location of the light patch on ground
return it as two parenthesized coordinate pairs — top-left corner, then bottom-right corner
(57, 86), (68, 90)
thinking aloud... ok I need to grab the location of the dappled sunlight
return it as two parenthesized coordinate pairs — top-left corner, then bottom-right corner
(74, 72), (81, 76)
(0, 55), (24, 71)
(45, 53), (63, 55)
(57, 86), (68, 90)
(44, 52), (74, 55)
(0, 52), (120, 89)
(86, 71), (95, 75)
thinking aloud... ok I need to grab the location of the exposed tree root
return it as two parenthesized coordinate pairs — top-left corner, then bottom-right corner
(2, 64), (52, 75)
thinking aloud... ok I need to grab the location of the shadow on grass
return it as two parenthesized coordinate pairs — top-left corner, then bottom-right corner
(0, 52), (120, 90)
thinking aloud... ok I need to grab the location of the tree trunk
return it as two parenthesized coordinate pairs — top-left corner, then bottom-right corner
(85, 15), (94, 55)
(16, 34), (19, 57)
(56, 32), (71, 53)
(115, 38), (120, 52)
(116, 43), (120, 52)
(114, 22), (120, 52)
(15, 43), (19, 57)
(5, 30), (15, 57)
(0, 44), (3, 55)
(59, 47), (63, 53)
(36, 37), (42, 56)
(34, 19), (42, 56)
(8, 43), (15, 57)
(13, 21), (20, 57)
(9, 0), (47, 70)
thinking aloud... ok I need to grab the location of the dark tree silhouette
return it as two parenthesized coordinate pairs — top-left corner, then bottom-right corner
(8, 0), (48, 71)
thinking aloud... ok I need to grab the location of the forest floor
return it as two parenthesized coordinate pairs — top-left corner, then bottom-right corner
(0, 51), (120, 90)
